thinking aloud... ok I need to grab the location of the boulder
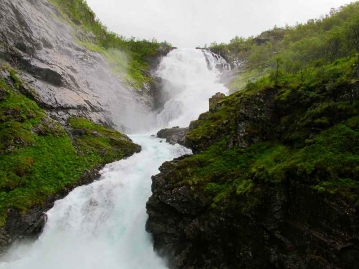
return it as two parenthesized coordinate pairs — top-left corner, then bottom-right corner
(157, 126), (189, 146)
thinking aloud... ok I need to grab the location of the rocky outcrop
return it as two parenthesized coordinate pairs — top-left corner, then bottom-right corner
(209, 92), (225, 111)
(147, 163), (359, 269)
(0, 120), (141, 255)
(184, 88), (277, 153)
(0, 0), (165, 132)
(147, 76), (359, 268)
(157, 127), (189, 146)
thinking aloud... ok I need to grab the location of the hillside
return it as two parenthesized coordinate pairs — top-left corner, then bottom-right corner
(146, 4), (359, 269)
(48, 0), (172, 89)
(0, 0), (167, 253)
(0, 0), (171, 132)
(210, 2), (359, 94)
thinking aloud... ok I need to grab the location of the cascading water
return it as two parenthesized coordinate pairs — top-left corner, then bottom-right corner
(1, 136), (189, 269)
(0, 49), (228, 269)
(202, 49), (231, 71)
(157, 49), (228, 127)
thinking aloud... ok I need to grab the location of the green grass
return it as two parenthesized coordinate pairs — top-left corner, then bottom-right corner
(178, 124), (359, 210)
(69, 117), (140, 163)
(229, 68), (269, 93)
(0, 67), (139, 225)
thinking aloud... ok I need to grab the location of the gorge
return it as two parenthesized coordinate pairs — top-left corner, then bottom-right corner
(1, 0), (359, 269)
(0, 36), (229, 268)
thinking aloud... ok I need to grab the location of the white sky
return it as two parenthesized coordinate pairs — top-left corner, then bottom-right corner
(85, 0), (354, 48)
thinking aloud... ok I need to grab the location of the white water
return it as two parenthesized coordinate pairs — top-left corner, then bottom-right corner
(157, 48), (228, 127)
(202, 49), (231, 71)
(0, 49), (227, 269)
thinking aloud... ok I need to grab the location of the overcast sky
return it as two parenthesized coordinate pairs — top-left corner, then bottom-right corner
(85, 0), (354, 48)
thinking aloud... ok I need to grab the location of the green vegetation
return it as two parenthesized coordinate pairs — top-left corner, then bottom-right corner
(49, 0), (171, 88)
(0, 66), (139, 225)
(69, 117), (139, 163)
(176, 11), (359, 210)
(210, 2), (359, 93)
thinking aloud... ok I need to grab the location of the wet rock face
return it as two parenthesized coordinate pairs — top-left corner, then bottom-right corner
(0, 0), (158, 132)
(157, 127), (189, 146)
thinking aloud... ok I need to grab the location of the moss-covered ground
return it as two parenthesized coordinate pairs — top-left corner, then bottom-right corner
(0, 66), (139, 225)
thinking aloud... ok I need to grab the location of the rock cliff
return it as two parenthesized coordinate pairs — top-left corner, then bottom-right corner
(0, 0), (167, 133)
(146, 57), (359, 268)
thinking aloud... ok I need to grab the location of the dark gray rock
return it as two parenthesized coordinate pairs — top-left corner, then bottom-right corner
(147, 159), (359, 269)
(157, 126), (189, 146)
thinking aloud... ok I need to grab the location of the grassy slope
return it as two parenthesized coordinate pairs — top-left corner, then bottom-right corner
(210, 2), (359, 93)
(48, 0), (171, 89)
(0, 65), (139, 225)
(170, 3), (359, 211)
(172, 52), (359, 212)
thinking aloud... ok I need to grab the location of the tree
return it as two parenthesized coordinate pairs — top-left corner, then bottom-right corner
(325, 26), (345, 62)
(347, 16), (359, 53)
(271, 56), (283, 86)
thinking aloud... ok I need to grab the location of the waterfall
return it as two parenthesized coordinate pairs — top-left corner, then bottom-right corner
(0, 49), (228, 269)
(156, 48), (228, 127)
(202, 49), (231, 71)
